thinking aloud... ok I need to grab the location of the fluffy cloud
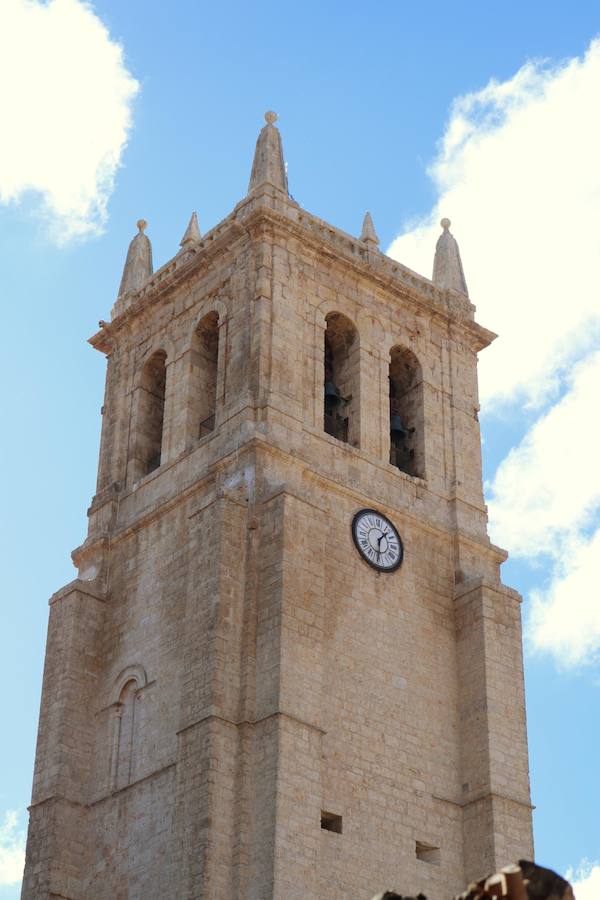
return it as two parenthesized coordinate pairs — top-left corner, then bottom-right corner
(388, 39), (600, 408)
(0, 0), (139, 242)
(388, 39), (600, 668)
(566, 860), (600, 900)
(0, 811), (25, 887)
(487, 352), (600, 666)
(488, 351), (600, 557)
(528, 528), (600, 667)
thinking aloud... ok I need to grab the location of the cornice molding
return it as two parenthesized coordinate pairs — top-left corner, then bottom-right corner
(90, 194), (495, 355)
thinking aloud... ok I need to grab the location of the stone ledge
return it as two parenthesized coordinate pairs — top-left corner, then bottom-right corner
(176, 709), (326, 738)
(454, 576), (522, 606)
(49, 579), (108, 606)
(90, 195), (493, 356)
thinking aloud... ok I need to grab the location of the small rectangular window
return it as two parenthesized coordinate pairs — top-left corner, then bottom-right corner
(321, 811), (342, 834)
(416, 841), (440, 865)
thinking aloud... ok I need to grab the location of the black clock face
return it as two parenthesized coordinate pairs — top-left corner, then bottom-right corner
(351, 509), (403, 572)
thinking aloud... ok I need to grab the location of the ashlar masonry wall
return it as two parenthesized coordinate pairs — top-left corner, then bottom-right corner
(22, 179), (532, 900)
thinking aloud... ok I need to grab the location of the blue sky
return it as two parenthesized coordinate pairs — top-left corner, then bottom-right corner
(1, 1), (600, 895)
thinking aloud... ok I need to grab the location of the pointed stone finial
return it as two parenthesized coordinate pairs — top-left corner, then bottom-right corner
(432, 217), (468, 296)
(248, 111), (288, 195)
(360, 211), (379, 247)
(118, 219), (153, 297)
(180, 211), (201, 248)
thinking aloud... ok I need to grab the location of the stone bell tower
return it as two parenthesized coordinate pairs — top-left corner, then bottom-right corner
(22, 112), (533, 900)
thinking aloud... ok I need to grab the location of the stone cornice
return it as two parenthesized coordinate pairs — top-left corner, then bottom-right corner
(90, 190), (495, 355)
(89, 211), (248, 354)
(241, 201), (495, 353)
(93, 432), (503, 573)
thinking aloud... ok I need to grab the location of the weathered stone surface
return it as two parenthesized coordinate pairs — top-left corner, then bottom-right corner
(248, 110), (288, 194)
(360, 210), (380, 246)
(180, 210), (201, 248)
(432, 218), (469, 296)
(22, 114), (532, 900)
(117, 219), (153, 297)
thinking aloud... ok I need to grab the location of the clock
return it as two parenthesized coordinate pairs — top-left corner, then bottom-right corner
(351, 509), (403, 572)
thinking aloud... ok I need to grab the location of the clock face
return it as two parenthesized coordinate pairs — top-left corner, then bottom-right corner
(351, 509), (403, 572)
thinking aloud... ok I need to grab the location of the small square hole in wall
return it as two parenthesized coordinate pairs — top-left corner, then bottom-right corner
(415, 841), (440, 865)
(321, 811), (343, 834)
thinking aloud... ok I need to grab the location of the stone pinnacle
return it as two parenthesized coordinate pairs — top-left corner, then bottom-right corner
(180, 211), (201, 248)
(118, 219), (153, 297)
(360, 211), (380, 247)
(247, 111), (288, 195)
(432, 217), (468, 296)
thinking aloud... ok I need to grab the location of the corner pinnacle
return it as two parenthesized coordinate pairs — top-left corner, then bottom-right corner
(432, 217), (468, 296)
(360, 211), (379, 247)
(118, 219), (153, 297)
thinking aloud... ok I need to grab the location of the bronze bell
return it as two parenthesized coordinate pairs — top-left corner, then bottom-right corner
(390, 413), (409, 437)
(324, 381), (342, 408)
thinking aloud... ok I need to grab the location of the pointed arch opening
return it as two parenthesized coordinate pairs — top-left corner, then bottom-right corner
(190, 311), (220, 439)
(389, 345), (424, 477)
(324, 312), (360, 447)
(136, 350), (167, 476)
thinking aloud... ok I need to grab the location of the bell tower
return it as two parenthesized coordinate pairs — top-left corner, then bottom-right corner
(22, 113), (533, 899)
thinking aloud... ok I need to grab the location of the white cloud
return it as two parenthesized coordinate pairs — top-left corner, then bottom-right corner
(566, 860), (600, 900)
(487, 351), (600, 557)
(388, 39), (600, 669)
(0, 0), (139, 242)
(529, 528), (600, 667)
(485, 323), (600, 669)
(485, 351), (600, 667)
(387, 39), (600, 408)
(0, 811), (25, 887)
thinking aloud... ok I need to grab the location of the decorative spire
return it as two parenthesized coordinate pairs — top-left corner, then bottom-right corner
(248, 111), (288, 195)
(118, 219), (153, 297)
(432, 218), (468, 296)
(360, 211), (379, 247)
(180, 211), (201, 248)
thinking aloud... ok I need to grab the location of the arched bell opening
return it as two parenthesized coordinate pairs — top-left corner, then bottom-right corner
(136, 350), (167, 476)
(190, 311), (220, 439)
(324, 312), (360, 446)
(389, 345), (424, 478)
